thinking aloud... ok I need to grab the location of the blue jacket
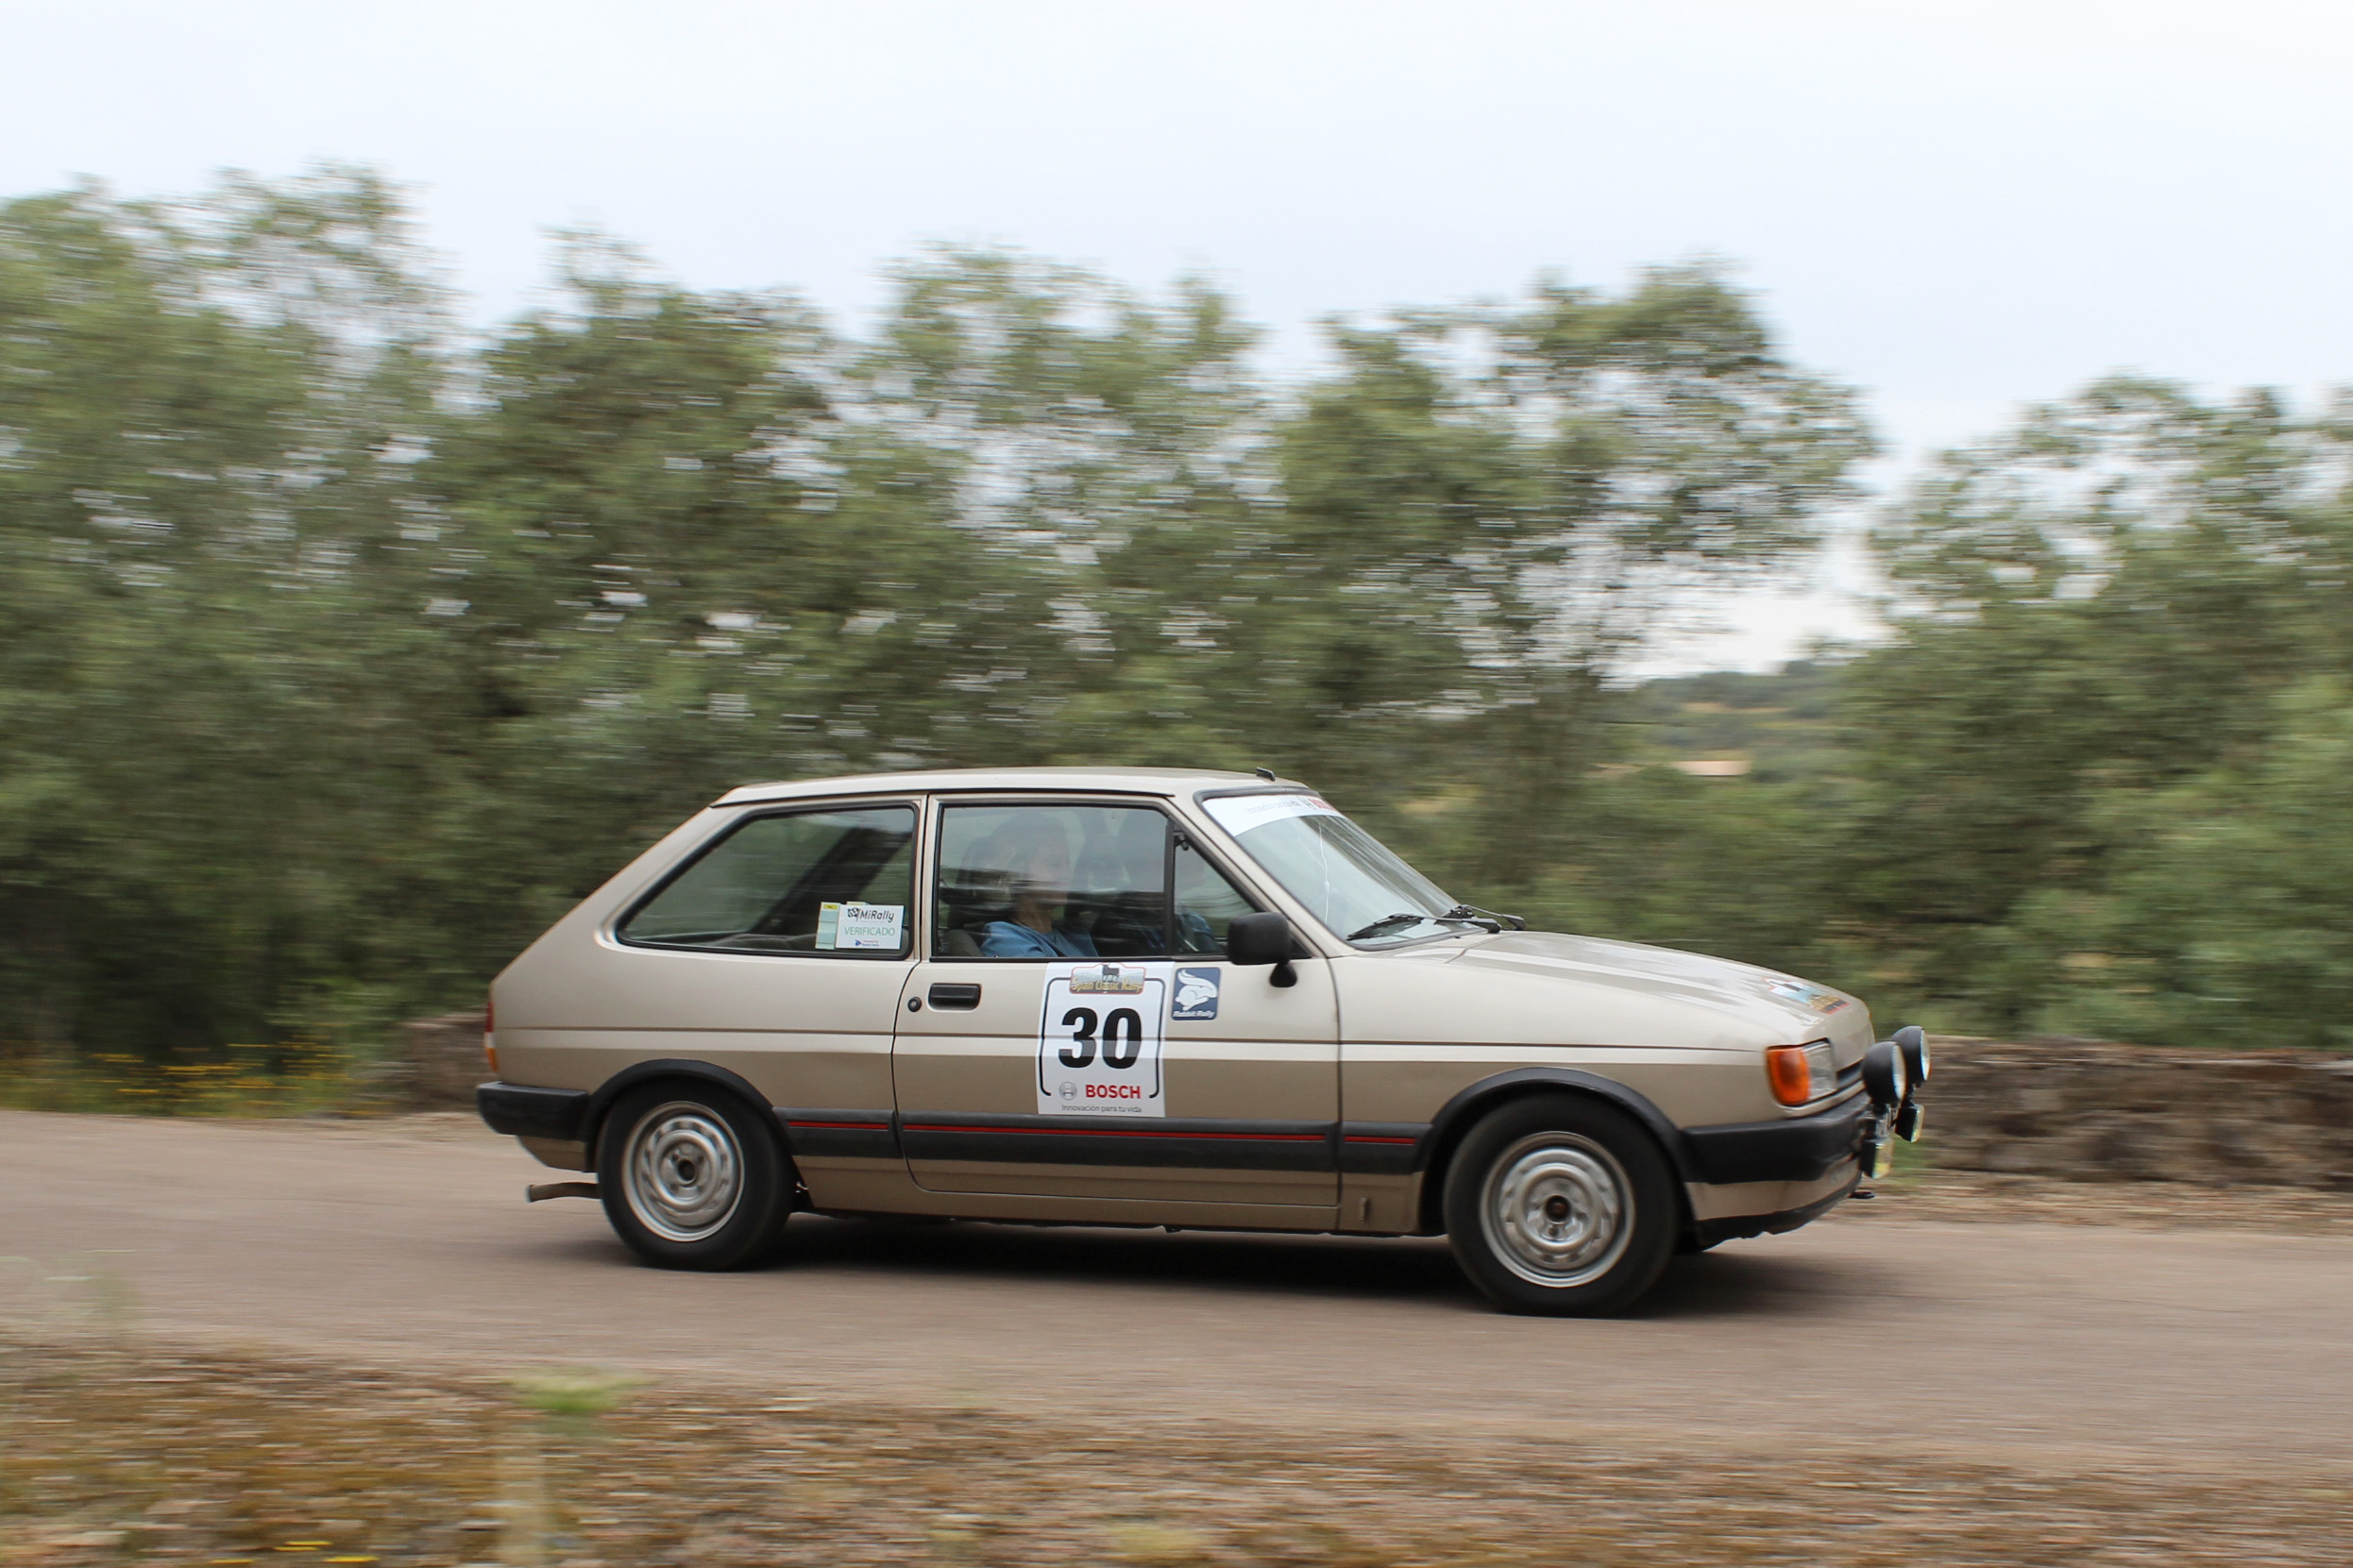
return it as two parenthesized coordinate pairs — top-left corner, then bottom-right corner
(979, 921), (1099, 959)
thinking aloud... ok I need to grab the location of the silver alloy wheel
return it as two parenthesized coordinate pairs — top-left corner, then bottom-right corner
(1479, 1132), (1634, 1289)
(622, 1102), (745, 1243)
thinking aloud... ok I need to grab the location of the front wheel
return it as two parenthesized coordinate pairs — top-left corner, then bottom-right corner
(1443, 1095), (1679, 1316)
(598, 1084), (792, 1271)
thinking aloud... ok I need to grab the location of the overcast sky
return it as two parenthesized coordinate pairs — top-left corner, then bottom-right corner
(9, 0), (2349, 666)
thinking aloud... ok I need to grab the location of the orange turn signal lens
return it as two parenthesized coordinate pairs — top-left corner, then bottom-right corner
(1765, 1044), (1812, 1106)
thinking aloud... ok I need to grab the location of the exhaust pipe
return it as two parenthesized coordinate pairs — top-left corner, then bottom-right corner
(526, 1182), (601, 1203)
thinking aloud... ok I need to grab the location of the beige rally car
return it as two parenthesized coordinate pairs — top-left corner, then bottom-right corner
(479, 767), (1927, 1315)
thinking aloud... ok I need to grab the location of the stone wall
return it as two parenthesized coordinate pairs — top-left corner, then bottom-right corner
(387, 1008), (490, 1110)
(1923, 1037), (2353, 1189)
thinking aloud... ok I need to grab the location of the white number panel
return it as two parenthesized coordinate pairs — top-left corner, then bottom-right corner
(1035, 962), (1169, 1117)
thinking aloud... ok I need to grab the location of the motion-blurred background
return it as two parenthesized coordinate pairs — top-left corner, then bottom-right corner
(4, 0), (2348, 1087)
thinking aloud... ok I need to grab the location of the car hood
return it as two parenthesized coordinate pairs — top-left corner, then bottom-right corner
(1443, 929), (1873, 1054)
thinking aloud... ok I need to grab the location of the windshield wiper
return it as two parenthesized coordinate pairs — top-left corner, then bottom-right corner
(1346, 912), (1441, 941)
(1346, 909), (1497, 941)
(1442, 903), (1526, 932)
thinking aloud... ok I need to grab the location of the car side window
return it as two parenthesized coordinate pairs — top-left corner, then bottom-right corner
(619, 805), (916, 956)
(1173, 835), (1258, 953)
(932, 803), (1263, 960)
(935, 803), (1176, 960)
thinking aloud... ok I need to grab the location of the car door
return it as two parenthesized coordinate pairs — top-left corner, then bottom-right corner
(891, 796), (1340, 1208)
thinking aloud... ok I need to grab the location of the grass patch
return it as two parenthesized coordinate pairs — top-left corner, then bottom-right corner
(0, 1041), (367, 1118)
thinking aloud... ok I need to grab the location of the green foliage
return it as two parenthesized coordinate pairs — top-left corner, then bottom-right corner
(6, 169), (2346, 1071)
(2, 173), (1871, 1071)
(1833, 378), (2353, 1037)
(0, 169), (449, 1058)
(2008, 681), (2353, 1050)
(1373, 376), (2353, 1054)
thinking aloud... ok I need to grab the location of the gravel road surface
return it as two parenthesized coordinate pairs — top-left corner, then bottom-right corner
(4, 1108), (2347, 1478)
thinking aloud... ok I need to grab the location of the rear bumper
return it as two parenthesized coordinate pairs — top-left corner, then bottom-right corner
(1681, 1096), (1870, 1186)
(477, 1082), (590, 1143)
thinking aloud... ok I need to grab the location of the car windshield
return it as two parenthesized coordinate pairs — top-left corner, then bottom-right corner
(1200, 793), (1464, 948)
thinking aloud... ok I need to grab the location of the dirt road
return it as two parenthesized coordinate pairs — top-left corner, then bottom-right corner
(4, 1109), (2347, 1476)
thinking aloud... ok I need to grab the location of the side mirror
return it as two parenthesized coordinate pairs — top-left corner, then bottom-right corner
(1226, 911), (1298, 988)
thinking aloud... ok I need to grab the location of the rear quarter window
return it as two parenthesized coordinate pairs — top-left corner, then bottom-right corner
(619, 804), (916, 956)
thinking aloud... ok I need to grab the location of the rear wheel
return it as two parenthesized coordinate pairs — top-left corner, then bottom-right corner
(598, 1083), (792, 1271)
(1443, 1095), (1679, 1316)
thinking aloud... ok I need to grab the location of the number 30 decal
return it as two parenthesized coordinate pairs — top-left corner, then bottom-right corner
(1058, 1007), (1144, 1069)
(1038, 971), (1166, 1117)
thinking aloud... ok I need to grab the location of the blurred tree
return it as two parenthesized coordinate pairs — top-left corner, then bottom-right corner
(1241, 269), (1872, 881)
(0, 168), (448, 1056)
(1841, 378), (2353, 1033)
(2010, 680), (2353, 1051)
(38, 168), (2351, 1068)
(0, 185), (1884, 1064)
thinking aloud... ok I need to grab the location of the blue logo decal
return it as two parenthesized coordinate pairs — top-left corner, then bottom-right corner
(1172, 967), (1221, 1021)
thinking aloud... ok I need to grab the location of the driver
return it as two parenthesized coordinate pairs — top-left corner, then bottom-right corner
(977, 816), (1099, 958)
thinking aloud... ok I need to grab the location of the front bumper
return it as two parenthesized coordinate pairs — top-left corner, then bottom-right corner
(1681, 1095), (1871, 1186)
(1692, 1174), (1860, 1248)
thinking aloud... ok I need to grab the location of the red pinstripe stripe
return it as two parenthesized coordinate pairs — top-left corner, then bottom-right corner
(903, 1123), (1322, 1142)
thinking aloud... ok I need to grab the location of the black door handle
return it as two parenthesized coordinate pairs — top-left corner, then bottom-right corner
(927, 983), (982, 1010)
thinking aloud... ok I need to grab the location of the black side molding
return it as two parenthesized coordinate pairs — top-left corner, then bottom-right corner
(478, 1082), (591, 1143)
(778, 1107), (899, 1160)
(1682, 1097), (1870, 1186)
(1338, 1122), (1429, 1175)
(900, 1112), (1335, 1172)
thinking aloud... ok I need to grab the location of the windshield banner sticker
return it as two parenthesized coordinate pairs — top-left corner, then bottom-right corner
(1202, 793), (1343, 836)
(817, 902), (905, 950)
(1766, 976), (1850, 1014)
(1038, 962), (1168, 1116)
(1172, 966), (1220, 1021)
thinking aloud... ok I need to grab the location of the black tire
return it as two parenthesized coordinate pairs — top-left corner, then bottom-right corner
(1442, 1094), (1680, 1316)
(597, 1083), (794, 1271)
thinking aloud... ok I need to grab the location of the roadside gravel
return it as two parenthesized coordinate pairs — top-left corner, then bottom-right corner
(5, 1341), (2348, 1568)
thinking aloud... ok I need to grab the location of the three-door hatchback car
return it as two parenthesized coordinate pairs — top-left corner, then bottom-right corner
(479, 767), (1927, 1315)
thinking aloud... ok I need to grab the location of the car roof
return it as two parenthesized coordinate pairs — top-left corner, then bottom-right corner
(713, 767), (1307, 807)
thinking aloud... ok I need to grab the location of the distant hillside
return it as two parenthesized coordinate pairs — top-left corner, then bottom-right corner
(1617, 660), (1851, 781)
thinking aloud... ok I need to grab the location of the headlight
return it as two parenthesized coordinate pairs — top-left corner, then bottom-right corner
(1861, 1039), (1909, 1108)
(1765, 1040), (1837, 1106)
(1894, 1024), (1930, 1086)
